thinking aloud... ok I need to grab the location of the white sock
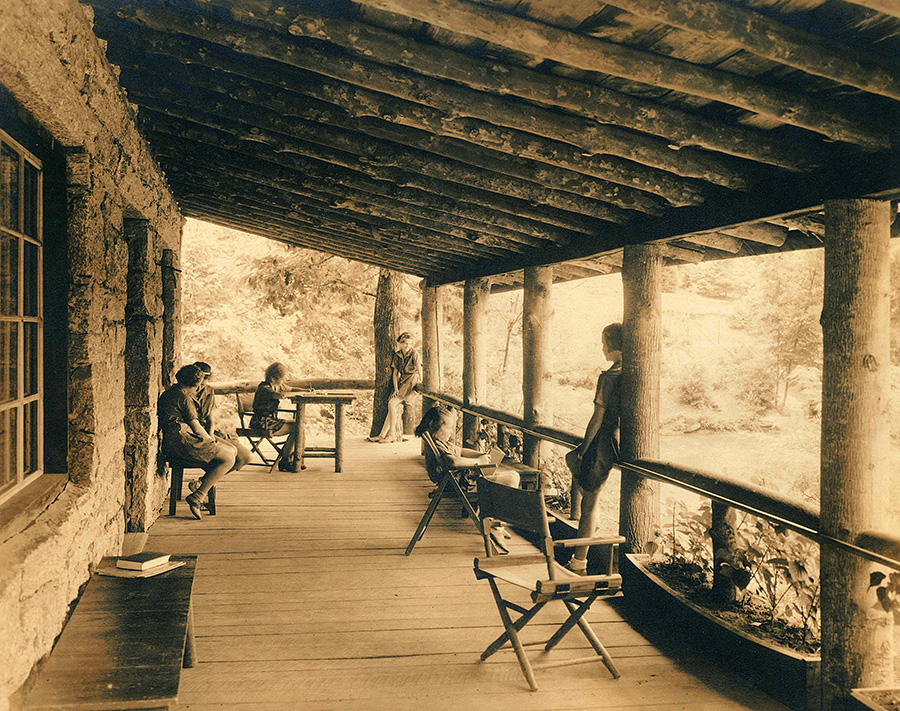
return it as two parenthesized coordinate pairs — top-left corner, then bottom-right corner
(568, 556), (587, 571)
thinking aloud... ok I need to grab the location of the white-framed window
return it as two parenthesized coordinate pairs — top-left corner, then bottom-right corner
(0, 129), (43, 504)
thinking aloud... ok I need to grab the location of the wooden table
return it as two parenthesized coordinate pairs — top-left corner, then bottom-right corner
(287, 391), (356, 473)
(24, 556), (197, 710)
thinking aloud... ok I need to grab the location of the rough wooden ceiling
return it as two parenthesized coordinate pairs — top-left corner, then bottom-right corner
(85, 0), (900, 289)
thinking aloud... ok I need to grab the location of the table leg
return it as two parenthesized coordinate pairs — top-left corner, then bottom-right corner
(294, 403), (307, 472)
(335, 403), (344, 473)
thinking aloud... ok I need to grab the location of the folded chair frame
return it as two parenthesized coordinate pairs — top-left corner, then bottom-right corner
(473, 477), (626, 691)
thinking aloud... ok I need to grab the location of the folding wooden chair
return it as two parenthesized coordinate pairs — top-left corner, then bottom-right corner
(234, 392), (292, 473)
(404, 431), (495, 556)
(473, 476), (626, 691)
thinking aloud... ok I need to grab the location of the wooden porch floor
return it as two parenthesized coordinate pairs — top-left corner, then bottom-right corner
(146, 436), (790, 711)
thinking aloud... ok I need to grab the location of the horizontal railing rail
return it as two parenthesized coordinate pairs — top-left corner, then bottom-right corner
(421, 388), (900, 572)
(212, 378), (375, 395)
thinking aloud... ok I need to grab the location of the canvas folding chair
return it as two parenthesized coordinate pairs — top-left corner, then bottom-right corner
(473, 476), (625, 691)
(234, 392), (293, 473)
(404, 431), (495, 556)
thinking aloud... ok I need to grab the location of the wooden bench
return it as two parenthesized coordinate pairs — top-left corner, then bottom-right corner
(24, 556), (198, 711)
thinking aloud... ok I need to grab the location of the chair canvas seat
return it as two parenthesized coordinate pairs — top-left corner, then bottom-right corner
(473, 476), (625, 691)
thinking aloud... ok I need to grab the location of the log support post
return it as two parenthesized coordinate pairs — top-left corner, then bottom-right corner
(820, 199), (893, 710)
(370, 269), (401, 438)
(619, 243), (662, 554)
(421, 283), (443, 413)
(160, 248), (180, 388)
(522, 265), (553, 471)
(463, 277), (491, 446)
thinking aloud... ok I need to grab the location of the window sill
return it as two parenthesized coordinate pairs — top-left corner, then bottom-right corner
(0, 473), (68, 545)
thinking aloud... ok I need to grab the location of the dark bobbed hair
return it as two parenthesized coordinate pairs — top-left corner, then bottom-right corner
(602, 322), (623, 352)
(265, 362), (287, 382)
(193, 361), (212, 374)
(175, 364), (204, 387)
(397, 332), (411, 342)
(414, 405), (451, 438)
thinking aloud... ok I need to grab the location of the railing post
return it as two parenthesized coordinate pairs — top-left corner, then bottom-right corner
(523, 265), (553, 470)
(820, 198), (893, 709)
(463, 277), (491, 446)
(619, 243), (662, 554)
(420, 283), (442, 416)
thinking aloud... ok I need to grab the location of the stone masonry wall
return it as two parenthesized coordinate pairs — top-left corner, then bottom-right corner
(0, 0), (182, 706)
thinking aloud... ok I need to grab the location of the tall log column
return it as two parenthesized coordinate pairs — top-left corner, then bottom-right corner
(619, 243), (662, 553)
(523, 266), (553, 470)
(160, 249), (180, 388)
(370, 269), (401, 438)
(463, 277), (491, 445)
(421, 283), (443, 413)
(820, 199), (893, 710)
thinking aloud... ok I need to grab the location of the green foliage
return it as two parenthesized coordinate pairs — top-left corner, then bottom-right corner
(673, 364), (718, 410)
(651, 500), (820, 648)
(869, 570), (900, 621)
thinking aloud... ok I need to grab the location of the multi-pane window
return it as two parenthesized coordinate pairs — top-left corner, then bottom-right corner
(0, 130), (42, 503)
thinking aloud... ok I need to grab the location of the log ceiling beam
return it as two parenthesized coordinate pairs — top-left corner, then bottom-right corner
(164, 169), (534, 257)
(720, 223), (788, 246)
(679, 233), (742, 254)
(169, 177), (519, 261)
(145, 134), (573, 247)
(155, 150), (556, 249)
(110, 54), (677, 213)
(606, 0), (900, 101)
(178, 195), (471, 272)
(140, 112), (607, 237)
(349, 0), (890, 149)
(178, 204), (435, 275)
(125, 82), (632, 224)
(218, 1), (822, 172)
(94, 4), (757, 190)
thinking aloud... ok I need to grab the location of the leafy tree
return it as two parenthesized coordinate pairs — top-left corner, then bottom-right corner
(733, 251), (823, 413)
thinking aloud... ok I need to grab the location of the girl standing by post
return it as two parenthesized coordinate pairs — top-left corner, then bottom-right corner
(368, 332), (421, 443)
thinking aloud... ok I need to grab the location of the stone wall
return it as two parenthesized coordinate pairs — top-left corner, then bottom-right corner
(0, 0), (182, 706)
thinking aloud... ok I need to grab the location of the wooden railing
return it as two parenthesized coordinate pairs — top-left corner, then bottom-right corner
(211, 378), (375, 394)
(420, 389), (900, 572)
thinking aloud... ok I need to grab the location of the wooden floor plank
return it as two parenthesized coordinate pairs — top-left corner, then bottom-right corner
(145, 437), (790, 711)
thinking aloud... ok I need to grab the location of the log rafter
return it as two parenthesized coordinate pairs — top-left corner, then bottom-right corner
(125, 80), (632, 224)
(96, 3), (757, 192)
(606, 0), (900, 101)
(140, 112), (609, 236)
(156, 151), (556, 249)
(349, 0), (891, 149)
(146, 135), (573, 247)
(108, 50), (676, 213)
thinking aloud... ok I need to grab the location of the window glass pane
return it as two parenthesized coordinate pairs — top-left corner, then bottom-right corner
(0, 322), (16, 404)
(24, 322), (37, 396)
(0, 232), (18, 316)
(24, 162), (38, 239)
(0, 409), (16, 495)
(24, 400), (38, 475)
(23, 241), (38, 317)
(0, 144), (19, 232)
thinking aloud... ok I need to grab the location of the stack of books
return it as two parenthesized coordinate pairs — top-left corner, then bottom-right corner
(96, 552), (184, 578)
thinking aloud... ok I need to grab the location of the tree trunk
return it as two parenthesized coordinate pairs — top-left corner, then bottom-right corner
(523, 265), (553, 469)
(711, 501), (738, 603)
(820, 199), (893, 710)
(619, 243), (662, 554)
(463, 277), (491, 446)
(370, 269), (401, 438)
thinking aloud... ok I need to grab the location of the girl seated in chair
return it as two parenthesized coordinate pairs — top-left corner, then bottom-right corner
(415, 405), (519, 550)
(250, 362), (296, 471)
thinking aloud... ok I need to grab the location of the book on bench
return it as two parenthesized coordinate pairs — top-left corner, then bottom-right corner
(116, 551), (171, 571)
(97, 559), (185, 578)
